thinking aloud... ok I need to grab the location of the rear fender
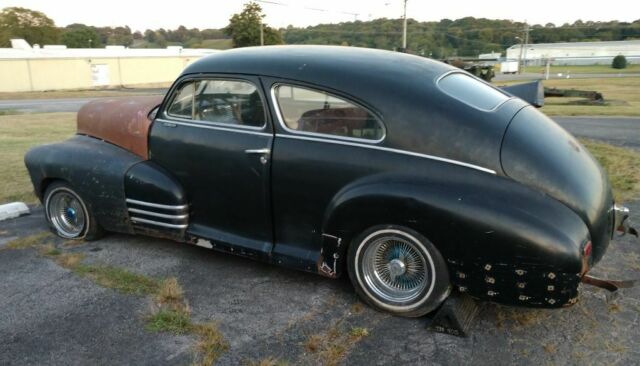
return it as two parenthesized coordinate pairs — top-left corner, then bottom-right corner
(319, 172), (590, 279)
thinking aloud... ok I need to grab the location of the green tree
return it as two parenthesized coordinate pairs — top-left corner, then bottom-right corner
(0, 7), (60, 47)
(612, 55), (627, 69)
(224, 2), (282, 47)
(60, 24), (102, 48)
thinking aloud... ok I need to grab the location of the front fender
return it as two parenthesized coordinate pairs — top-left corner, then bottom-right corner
(319, 171), (590, 280)
(24, 135), (143, 233)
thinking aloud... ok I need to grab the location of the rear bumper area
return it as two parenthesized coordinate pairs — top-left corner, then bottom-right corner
(448, 260), (580, 308)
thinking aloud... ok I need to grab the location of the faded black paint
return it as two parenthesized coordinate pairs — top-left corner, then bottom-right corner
(25, 46), (616, 309)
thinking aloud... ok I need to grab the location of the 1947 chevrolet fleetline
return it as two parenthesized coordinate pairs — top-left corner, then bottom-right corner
(25, 46), (636, 317)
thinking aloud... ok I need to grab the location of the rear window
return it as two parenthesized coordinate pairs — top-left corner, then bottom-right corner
(438, 73), (509, 111)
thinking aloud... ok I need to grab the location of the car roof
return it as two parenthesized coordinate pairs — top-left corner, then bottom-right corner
(180, 45), (453, 87)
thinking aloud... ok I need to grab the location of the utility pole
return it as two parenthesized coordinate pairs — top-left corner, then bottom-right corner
(516, 36), (523, 74)
(522, 21), (530, 73)
(260, 22), (264, 46)
(402, 0), (408, 50)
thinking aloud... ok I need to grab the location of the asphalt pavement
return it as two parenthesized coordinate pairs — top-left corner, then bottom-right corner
(1, 93), (639, 365)
(1, 203), (639, 365)
(555, 116), (640, 149)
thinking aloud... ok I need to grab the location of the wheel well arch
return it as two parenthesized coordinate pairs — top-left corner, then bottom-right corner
(318, 176), (590, 279)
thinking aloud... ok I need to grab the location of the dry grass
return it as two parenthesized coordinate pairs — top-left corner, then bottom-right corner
(55, 252), (85, 269)
(303, 322), (370, 366)
(496, 77), (640, 116)
(39, 243), (62, 256)
(350, 301), (365, 314)
(73, 264), (159, 295)
(145, 277), (229, 365)
(155, 277), (184, 305)
(246, 357), (290, 366)
(580, 139), (640, 202)
(0, 112), (75, 203)
(543, 343), (557, 354)
(2, 231), (52, 250)
(192, 322), (230, 366)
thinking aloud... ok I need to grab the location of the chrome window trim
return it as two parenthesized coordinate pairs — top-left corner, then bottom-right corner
(275, 133), (497, 174)
(126, 198), (188, 211)
(130, 217), (188, 229)
(155, 118), (273, 137)
(128, 207), (188, 220)
(163, 77), (269, 131)
(270, 83), (386, 144)
(435, 70), (512, 112)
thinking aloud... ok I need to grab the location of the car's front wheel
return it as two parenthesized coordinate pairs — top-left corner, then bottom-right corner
(44, 181), (103, 240)
(348, 225), (450, 317)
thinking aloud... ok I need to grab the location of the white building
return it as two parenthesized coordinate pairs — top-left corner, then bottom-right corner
(505, 40), (640, 66)
(0, 39), (218, 92)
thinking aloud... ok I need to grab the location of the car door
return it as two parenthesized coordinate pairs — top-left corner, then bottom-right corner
(149, 75), (274, 257)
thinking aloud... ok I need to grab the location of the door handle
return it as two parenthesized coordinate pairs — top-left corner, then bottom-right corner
(244, 148), (271, 155)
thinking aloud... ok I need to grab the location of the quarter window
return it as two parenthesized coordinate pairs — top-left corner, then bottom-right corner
(438, 73), (509, 111)
(166, 79), (266, 127)
(274, 85), (384, 141)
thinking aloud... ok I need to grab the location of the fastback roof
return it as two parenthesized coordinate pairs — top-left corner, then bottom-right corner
(180, 45), (453, 88)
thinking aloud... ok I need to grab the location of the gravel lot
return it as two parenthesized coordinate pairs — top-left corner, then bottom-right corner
(1, 201), (639, 365)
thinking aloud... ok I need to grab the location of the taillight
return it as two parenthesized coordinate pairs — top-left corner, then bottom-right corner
(583, 240), (593, 258)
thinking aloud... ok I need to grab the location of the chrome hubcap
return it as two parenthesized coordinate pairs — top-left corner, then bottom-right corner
(361, 234), (429, 304)
(48, 190), (86, 238)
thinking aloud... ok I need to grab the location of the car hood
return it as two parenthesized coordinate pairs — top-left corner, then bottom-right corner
(77, 95), (163, 159)
(500, 106), (614, 262)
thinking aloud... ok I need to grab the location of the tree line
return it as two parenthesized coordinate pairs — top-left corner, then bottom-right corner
(1, 5), (639, 57)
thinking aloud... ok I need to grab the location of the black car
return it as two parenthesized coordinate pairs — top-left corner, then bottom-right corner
(25, 46), (633, 317)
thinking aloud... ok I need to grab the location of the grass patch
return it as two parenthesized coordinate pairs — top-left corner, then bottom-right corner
(521, 64), (640, 75)
(496, 77), (640, 116)
(0, 109), (21, 115)
(73, 264), (159, 295)
(580, 139), (640, 202)
(192, 322), (230, 366)
(55, 252), (85, 269)
(146, 278), (229, 365)
(146, 308), (192, 334)
(2, 231), (52, 250)
(39, 243), (62, 256)
(0, 112), (75, 203)
(304, 321), (369, 366)
(0, 89), (164, 101)
(247, 357), (290, 366)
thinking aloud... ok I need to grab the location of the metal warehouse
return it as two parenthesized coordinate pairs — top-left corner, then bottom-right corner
(506, 40), (640, 65)
(0, 39), (217, 92)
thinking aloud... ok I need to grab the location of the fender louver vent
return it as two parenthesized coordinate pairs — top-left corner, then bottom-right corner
(125, 198), (189, 230)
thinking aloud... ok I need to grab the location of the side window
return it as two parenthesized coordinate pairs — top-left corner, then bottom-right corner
(166, 79), (266, 128)
(167, 82), (195, 119)
(273, 85), (384, 141)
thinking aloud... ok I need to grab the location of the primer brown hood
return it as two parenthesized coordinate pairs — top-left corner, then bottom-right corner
(77, 95), (163, 158)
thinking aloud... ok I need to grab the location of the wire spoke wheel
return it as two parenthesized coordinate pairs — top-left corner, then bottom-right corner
(47, 190), (86, 238)
(361, 233), (430, 304)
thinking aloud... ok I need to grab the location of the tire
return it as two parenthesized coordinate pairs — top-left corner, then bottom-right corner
(43, 181), (104, 241)
(347, 225), (450, 317)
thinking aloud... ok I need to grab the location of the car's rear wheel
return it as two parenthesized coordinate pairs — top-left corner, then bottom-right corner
(348, 225), (450, 317)
(44, 181), (103, 240)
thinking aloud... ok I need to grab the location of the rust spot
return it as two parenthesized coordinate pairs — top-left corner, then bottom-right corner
(77, 96), (163, 159)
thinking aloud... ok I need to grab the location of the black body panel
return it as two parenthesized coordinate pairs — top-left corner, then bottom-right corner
(149, 73), (274, 257)
(24, 135), (142, 233)
(501, 107), (614, 262)
(25, 46), (619, 310)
